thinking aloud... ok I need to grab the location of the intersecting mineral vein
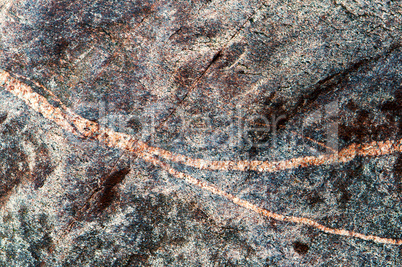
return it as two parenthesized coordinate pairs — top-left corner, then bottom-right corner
(1, 69), (402, 246)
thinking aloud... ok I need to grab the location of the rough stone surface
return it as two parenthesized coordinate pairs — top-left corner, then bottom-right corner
(0, 0), (402, 266)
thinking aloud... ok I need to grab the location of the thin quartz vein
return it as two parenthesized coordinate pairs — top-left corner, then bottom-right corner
(1, 69), (402, 246)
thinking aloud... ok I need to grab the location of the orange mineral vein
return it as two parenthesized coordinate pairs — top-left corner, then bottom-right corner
(1, 69), (402, 246)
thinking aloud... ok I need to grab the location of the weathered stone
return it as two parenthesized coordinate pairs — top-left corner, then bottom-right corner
(1, 0), (402, 266)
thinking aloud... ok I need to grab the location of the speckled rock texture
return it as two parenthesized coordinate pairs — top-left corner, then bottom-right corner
(0, 0), (402, 266)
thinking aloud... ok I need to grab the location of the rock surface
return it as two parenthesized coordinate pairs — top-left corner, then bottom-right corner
(0, 0), (402, 266)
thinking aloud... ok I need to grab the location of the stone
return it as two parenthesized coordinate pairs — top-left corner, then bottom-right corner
(0, 0), (402, 266)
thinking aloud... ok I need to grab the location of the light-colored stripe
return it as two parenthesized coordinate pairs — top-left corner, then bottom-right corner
(139, 151), (402, 246)
(2, 69), (402, 246)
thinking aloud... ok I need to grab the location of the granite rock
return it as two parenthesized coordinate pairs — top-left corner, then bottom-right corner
(0, 0), (402, 266)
